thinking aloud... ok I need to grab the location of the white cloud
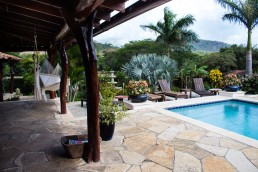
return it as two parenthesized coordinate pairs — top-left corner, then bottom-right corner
(95, 0), (258, 47)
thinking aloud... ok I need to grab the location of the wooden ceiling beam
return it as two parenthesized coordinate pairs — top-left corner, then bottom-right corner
(0, 4), (64, 24)
(0, 21), (57, 35)
(0, 31), (50, 45)
(75, 0), (104, 19)
(100, 0), (126, 12)
(94, 0), (171, 36)
(95, 7), (111, 21)
(0, 46), (48, 52)
(0, 15), (61, 32)
(31, 0), (72, 9)
(93, 19), (101, 28)
(0, 21), (55, 36)
(2, 25), (55, 39)
(0, 0), (62, 18)
(0, 28), (51, 42)
(0, 17), (58, 33)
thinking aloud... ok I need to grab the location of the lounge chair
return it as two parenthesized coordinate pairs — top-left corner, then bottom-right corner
(192, 78), (214, 97)
(158, 80), (188, 100)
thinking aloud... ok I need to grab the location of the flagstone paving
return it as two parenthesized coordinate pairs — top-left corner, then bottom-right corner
(0, 100), (258, 172)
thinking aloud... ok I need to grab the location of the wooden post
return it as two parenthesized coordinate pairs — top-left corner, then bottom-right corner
(84, 12), (100, 163)
(60, 9), (100, 162)
(47, 45), (57, 99)
(57, 41), (68, 114)
(0, 60), (3, 102)
(9, 61), (14, 94)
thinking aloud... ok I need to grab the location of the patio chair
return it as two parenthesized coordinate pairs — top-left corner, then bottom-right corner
(158, 80), (188, 100)
(192, 78), (214, 97)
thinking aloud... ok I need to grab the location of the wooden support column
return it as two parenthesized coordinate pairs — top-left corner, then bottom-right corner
(84, 12), (100, 163)
(0, 60), (3, 102)
(9, 61), (14, 94)
(47, 45), (58, 99)
(57, 41), (68, 114)
(61, 9), (100, 162)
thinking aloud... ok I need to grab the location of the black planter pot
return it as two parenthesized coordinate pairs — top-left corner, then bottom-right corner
(129, 94), (148, 103)
(100, 122), (115, 141)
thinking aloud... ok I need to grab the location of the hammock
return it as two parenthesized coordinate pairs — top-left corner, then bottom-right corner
(39, 59), (62, 101)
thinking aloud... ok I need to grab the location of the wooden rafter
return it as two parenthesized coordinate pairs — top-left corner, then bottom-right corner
(0, 4), (64, 24)
(0, 13), (61, 28)
(94, 0), (171, 36)
(100, 0), (126, 12)
(0, 0), (62, 17)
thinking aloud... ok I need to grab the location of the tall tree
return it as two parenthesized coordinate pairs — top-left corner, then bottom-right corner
(216, 0), (258, 75)
(141, 7), (199, 56)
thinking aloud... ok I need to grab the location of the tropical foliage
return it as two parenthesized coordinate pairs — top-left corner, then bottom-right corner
(216, 0), (258, 75)
(201, 49), (237, 72)
(121, 54), (177, 87)
(99, 39), (167, 70)
(242, 74), (258, 94)
(141, 7), (199, 55)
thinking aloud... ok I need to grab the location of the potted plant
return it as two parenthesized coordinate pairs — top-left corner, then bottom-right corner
(224, 74), (241, 92)
(99, 82), (127, 141)
(209, 69), (223, 88)
(127, 80), (150, 103)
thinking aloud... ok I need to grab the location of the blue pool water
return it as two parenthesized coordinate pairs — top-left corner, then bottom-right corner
(168, 100), (258, 140)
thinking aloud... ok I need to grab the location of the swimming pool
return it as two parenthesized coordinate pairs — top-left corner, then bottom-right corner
(167, 100), (258, 140)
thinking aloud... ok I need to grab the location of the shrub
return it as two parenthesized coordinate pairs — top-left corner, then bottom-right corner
(209, 69), (223, 88)
(242, 75), (258, 94)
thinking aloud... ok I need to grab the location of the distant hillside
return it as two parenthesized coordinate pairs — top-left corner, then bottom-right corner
(95, 42), (118, 52)
(192, 39), (230, 52)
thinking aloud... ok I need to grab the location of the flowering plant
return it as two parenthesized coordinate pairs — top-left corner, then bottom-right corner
(127, 80), (150, 96)
(209, 69), (223, 88)
(224, 74), (241, 86)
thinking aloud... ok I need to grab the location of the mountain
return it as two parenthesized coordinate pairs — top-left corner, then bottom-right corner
(192, 39), (230, 52)
(95, 42), (118, 52)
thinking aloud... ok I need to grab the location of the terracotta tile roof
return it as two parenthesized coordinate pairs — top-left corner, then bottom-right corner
(0, 52), (21, 61)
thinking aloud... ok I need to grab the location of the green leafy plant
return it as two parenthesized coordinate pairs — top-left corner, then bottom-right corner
(99, 82), (127, 125)
(242, 75), (258, 94)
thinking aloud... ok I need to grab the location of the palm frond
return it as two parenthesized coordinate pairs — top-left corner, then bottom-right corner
(223, 13), (248, 27)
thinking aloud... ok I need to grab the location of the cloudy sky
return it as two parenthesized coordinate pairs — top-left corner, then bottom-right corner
(95, 0), (258, 47)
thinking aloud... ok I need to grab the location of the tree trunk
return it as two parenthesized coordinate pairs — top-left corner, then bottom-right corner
(0, 60), (3, 102)
(58, 41), (68, 114)
(246, 28), (252, 76)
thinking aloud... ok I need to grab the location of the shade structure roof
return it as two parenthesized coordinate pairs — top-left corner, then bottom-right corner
(0, 0), (171, 52)
(0, 52), (21, 61)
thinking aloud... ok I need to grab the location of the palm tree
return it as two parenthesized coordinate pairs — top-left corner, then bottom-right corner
(141, 7), (199, 56)
(216, 0), (258, 75)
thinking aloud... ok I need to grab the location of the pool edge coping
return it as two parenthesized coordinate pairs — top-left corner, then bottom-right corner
(153, 96), (258, 149)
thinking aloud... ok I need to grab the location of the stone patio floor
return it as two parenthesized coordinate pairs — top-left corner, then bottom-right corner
(1, 98), (258, 172)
